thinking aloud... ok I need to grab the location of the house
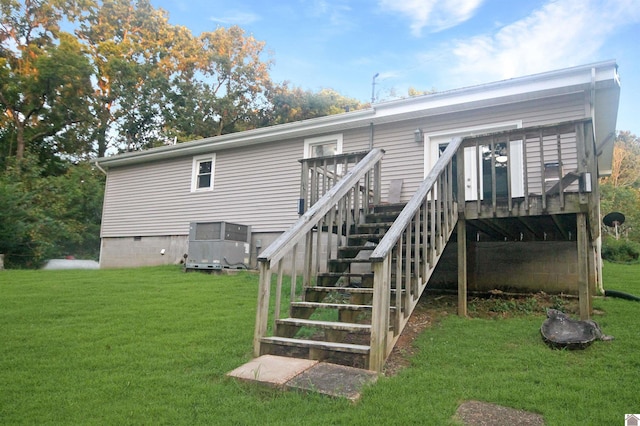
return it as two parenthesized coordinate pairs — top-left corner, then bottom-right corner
(95, 61), (620, 371)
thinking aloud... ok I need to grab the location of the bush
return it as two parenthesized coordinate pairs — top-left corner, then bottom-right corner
(0, 156), (104, 268)
(601, 237), (640, 263)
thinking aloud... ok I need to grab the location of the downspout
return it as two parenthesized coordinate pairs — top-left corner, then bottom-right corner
(369, 122), (374, 150)
(94, 160), (107, 176)
(590, 67), (605, 294)
(590, 67), (597, 140)
(92, 160), (108, 269)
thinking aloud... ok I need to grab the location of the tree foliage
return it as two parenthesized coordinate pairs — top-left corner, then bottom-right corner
(75, 0), (194, 155)
(0, 0), (384, 268)
(164, 26), (273, 141)
(600, 131), (640, 242)
(0, 156), (104, 267)
(0, 0), (94, 167)
(268, 83), (365, 124)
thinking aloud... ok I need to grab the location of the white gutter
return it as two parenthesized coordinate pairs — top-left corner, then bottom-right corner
(93, 160), (107, 176)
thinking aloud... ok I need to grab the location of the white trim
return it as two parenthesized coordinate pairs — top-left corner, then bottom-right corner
(191, 154), (216, 192)
(303, 133), (343, 158)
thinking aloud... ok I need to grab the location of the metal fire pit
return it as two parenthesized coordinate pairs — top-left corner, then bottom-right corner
(540, 309), (613, 349)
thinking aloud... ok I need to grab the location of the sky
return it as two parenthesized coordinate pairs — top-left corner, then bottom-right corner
(151, 0), (640, 135)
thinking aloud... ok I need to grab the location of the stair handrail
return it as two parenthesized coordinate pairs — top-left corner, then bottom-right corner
(368, 136), (462, 371)
(258, 148), (385, 268)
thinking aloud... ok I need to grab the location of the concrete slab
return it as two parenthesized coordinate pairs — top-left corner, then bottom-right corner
(287, 362), (378, 400)
(228, 356), (379, 401)
(226, 355), (318, 386)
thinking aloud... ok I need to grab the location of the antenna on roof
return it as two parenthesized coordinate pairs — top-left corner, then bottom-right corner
(371, 73), (379, 104)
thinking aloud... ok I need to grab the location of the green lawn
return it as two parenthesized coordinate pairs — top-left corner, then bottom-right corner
(1, 263), (638, 425)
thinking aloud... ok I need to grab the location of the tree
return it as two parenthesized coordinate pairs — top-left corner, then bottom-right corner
(600, 131), (640, 188)
(163, 26), (273, 141)
(267, 83), (364, 124)
(0, 155), (104, 267)
(408, 87), (437, 97)
(600, 131), (640, 241)
(0, 0), (94, 166)
(76, 0), (196, 155)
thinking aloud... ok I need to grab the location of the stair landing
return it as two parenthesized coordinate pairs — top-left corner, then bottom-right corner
(227, 355), (378, 400)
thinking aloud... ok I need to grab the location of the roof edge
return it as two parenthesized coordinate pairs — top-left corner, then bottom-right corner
(95, 60), (619, 169)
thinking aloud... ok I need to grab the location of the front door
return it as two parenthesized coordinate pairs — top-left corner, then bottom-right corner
(424, 122), (525, 201)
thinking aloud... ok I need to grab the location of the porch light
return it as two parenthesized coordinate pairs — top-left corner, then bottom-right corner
(414, 128), (423, 143)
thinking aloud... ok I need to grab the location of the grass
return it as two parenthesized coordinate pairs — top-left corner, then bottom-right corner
(1, 263), (639, 424)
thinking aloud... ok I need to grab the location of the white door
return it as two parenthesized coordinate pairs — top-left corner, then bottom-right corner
(424, 122), (524, 201)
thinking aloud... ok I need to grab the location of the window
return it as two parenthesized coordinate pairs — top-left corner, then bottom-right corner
(304, 134), (343, 158)
(191, 155), (215, 192)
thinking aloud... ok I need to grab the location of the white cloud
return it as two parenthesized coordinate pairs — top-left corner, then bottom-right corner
(210, 10), (261, 25)
(442, 0), (640, 85)
(379, 0), (484, 35)
(304, 0), (353, 28)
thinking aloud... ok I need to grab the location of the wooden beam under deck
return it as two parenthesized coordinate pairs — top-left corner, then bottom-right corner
(464, 193), (588, 220)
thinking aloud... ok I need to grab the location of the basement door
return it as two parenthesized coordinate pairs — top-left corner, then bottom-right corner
(423, 122), (525, 201)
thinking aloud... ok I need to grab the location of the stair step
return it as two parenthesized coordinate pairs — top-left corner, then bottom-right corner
(317, 272), (373, 279)
(276, 318), (371, 332)
(306, 286), (374, 294)
(330, 257), (372, 264)
(306, 286), (402, 294)
(369, 204), (406, 216)
(356, 222), (395, 230)
(348, 233), (385, 243)
(316, 272), (374, 288)
(260, 336), (370, 354)
(290, 301), (372, 311)
(338, 245), (376, 253)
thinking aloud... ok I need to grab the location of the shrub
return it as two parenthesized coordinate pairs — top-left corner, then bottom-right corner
(601, 237), (640, 263)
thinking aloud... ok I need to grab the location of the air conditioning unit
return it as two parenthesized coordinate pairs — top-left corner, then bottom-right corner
(185, 221), (251, 270)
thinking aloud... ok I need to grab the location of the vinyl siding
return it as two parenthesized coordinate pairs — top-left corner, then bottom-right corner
(369, 92), (586, 201)
(101, 92), (587, 237)
(102, 138), (305, 237)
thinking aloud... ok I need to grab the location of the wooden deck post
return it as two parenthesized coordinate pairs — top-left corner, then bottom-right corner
(457, 216), (467, 317)
(577, 213), (590, 320)
(456, 146), (467, 317)
(370, 258), (390, 372)
(253, 262), (271, 357)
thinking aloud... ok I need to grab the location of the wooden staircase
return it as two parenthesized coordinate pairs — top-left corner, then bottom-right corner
(254, 143), (460, 372)
(259, 203), (405, 369)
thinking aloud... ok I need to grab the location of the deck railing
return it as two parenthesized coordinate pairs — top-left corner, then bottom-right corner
(368, 138), (462, 371)
(298, 151), (377, 214)
(460, 119), (595, 216)
(253, 148), (384, 357)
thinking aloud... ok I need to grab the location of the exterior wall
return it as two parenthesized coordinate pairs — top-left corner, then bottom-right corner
(373, 91), (586, 203)
(100, 91), (588, 268)
(428, 241), (583, 294)
(100, 235), (188, 268)
(101, 140), (304, 238)
(100, 231), (286, 269)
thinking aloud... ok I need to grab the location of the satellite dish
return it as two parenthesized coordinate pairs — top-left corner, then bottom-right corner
(603, 212), (625, 227)
(603, 212), (625, 240)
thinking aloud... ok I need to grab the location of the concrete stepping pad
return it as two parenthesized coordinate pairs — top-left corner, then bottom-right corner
(227, 355), (378, 400)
